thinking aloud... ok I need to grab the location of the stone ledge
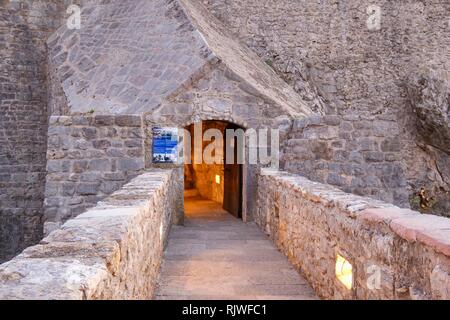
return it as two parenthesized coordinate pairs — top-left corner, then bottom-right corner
(261, 168), (392, 215)
(0, 169), (177, 300)
(49, 115), (142, 127)
(261, 168), (450, 258)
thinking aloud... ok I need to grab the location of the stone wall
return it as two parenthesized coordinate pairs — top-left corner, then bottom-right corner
(256, 168), (450, 300)
(0, 0), (68, 262)
(0, 169), (181, 300)
(204, 0), (449, 115)
(204, 0), (450, 216)
(282, 115), (409, 207)
(44, 115), (146, 234)
(144, 61), (295, 221)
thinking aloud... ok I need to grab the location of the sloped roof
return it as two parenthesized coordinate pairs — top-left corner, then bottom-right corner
(47, 0), (313, 117)
(178, 0), (313, 118)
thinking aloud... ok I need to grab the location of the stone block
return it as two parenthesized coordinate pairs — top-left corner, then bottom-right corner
(93, 139), (112, 149)
(74, 139), (91, 150)
(80, 173), (102, 182)
(323, 115), (341, 126)
(72, 116), (93, 126)
(359, 138), (379, 152)
(76, 183), (100, 196)
(339, 121), (353, 132)
(205, 98), (232, 113)
(381, 138), (401, 152)
(72, 160), (88, 173)
(94, 115), (115, 126)
(118, 159), (144, 171)
(62, 183), (76, 196)
(82, 128), (97, 140)
(88, 159), (112, 172)
(106, 149), (126, 157)
(115, 115), (141, 127)
(359, 207), (416, 225)
(47, 160), (61, 173)
(363, 151), (384, 163)
(124, 139), (142, 148)
(127, 148), (143, 157)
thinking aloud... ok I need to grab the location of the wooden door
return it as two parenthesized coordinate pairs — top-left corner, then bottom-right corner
(223, 124), (243, 218)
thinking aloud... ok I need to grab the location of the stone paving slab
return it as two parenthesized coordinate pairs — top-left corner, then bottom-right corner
(155, 198), (317, 300)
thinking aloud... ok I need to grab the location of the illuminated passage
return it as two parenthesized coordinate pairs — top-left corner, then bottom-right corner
(155, 197), (318, 300)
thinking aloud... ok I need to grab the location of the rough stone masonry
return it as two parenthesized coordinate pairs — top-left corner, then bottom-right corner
(204, 0), (450, 216)
(0, 0), (449, 300)
(256, 169), (450, 300)
(0, 0), (72, 263)
(0, 169), (182, 299)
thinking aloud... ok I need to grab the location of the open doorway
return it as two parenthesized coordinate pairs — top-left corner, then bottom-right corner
(184, 120), (244, 219)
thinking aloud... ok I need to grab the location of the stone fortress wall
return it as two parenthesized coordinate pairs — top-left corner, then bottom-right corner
(43, 0), (310, 227)
(0, 0), (73, 263)
(0, 0), (449, 300)
(44, 115), (146, 234)
(203, 0), (450, 216)
(283, 114), (408, 206)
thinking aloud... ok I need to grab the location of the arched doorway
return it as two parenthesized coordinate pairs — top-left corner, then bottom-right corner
(183, 120), (244, 219)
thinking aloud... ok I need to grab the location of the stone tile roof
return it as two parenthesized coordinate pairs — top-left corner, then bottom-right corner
(47, 0), (313, 117)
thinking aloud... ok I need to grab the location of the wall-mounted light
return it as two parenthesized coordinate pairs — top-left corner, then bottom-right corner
(215, 175), (221, 184)
(159, 222), (164, 242)
(335, 254), (353, 290)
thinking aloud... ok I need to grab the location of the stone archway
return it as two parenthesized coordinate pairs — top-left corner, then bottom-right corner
(182, 120), (248, 221)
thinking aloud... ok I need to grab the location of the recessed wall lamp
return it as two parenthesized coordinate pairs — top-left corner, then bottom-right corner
(335, 253), (353, 290)
(215, 175), (221, 184)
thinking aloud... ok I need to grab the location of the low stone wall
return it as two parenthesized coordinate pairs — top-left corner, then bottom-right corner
(0, 169), (182, 300)
(44, 115), (145, 233)
(256, 168), (450, 300)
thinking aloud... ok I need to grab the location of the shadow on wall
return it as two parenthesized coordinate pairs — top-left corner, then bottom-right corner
(0, 0), (68, 263)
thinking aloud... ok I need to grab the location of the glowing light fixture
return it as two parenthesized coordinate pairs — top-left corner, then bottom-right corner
(159, 222), (164, 242)
(215, 175), (221, 184)
(335, 254), (353, 290)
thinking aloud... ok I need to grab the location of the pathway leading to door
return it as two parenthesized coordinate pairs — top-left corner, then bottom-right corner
(155, 197), (317, 300)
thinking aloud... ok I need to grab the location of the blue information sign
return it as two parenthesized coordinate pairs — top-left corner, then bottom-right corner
(152, 127), (178, 164)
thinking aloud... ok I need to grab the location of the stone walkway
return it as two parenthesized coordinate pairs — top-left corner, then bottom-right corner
(155, 197), (317, 300)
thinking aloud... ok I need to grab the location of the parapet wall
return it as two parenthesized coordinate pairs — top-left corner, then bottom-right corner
(0, 169), (182, 300)
(256, 168), (450, 300)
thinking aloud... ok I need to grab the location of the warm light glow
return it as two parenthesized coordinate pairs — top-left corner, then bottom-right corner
(159, 222), (164, 242)
(336, 254), (353, 290)
(215, 175), (221, 184)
